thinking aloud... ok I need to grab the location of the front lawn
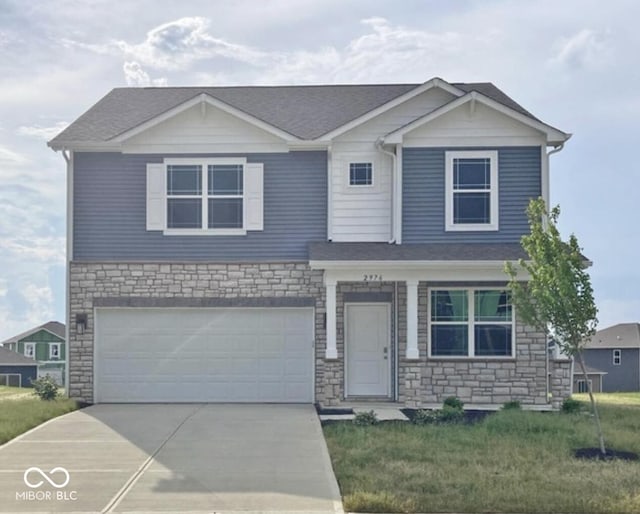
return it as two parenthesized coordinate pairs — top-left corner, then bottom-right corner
(0, 387), (79, 445)
(323, 396), (640, 513)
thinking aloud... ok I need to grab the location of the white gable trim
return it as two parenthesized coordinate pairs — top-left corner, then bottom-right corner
(384, 91), (571, 145)
(111, 93), (300, 144)
(317, 78), (465, 141)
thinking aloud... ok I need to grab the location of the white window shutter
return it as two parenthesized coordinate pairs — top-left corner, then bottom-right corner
(245, 163), (264, 231)
(146, 163), (166, 231)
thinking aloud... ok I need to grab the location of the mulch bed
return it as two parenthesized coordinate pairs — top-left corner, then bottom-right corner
(401, 408), (493, 425)
(574, 448), (639, 461)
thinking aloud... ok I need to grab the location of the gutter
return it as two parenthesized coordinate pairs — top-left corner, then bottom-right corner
(375, 139), (397, 244)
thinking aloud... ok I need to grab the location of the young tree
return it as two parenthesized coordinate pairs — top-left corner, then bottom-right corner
(505, 198), (603, 454)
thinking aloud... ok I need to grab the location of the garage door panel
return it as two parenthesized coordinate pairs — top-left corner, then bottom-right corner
(96, 308), (313, 403)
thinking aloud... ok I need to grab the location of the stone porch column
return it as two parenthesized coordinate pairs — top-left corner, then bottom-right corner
(325, 279), (338, 359)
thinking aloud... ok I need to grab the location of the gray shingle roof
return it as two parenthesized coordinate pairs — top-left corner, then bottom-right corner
(0, 347), (38, 366)
(0, 321), (66, 346)
(308, 242), (529, 261)
(573, 365), (608, 375)
(584, 323), (640, 349)
(49, 80), (539, 146)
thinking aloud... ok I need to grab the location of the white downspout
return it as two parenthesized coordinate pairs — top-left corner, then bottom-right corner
(375, 139), (396, 243)
(543, 141), (566, 403)
(62, 149), (72, 397)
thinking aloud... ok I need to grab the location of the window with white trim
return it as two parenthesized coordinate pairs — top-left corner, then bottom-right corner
(445, 151), (498, 231)
(613, 349), (621, 365)
(429, 288), (514, 357)
(349, 162), (373, 186)
(24, 343), (35, 359)
(576, 379), (592, 394)
(147, 158), (264, 234)
(49, 343), (61, 360)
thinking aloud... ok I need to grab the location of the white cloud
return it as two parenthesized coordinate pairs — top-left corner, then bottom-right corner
(550, 29), (610, 70)
(17, 122), (69, 140)
(0, 145), (28, 165)
(116, 17), (270, 71)
(123, 61), (167, 86)
(0, 237), (65, 264)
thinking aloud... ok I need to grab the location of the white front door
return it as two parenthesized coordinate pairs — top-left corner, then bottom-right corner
(345, 303), (390, 397)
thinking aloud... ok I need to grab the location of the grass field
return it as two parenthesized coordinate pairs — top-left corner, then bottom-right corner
(0, 386), (79, 445)
(323, 394), (640, 513)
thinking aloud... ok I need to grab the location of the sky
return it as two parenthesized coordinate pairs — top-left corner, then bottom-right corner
(0, 0), (638, 340)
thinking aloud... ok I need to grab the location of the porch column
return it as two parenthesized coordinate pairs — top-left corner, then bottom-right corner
(406, 279), (419, 359)
(325, 279), (338, 359)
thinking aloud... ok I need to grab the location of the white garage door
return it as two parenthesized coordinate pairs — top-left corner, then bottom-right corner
(95, 308), (314, 403)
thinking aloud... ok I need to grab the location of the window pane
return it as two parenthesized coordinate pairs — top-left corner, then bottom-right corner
(167, 165), (201, 195)
(431, 290), (468, 322)
(432, 325), (468, 356)
(209, 165), (243, 195)
(454, 158), (490, 190)
(453, 192), (490, 224)
(167, 198), (201, 228)
(208, 198), (243, 228)
(475, 325), (512, 356)
(349, 162), (372, 185)
(475, 290), (512, 322)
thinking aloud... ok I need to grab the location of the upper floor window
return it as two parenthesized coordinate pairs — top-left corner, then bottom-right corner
(429, 288), (514, 358)
(166, 162), (244, 230)
(49, 343), (61, 360)
(349, 162), (373, 186)
(146, 158), (263, 235)
(613, 349), (621, 365)
(24, 343), (35, 359)
(445, 150), (498, 231)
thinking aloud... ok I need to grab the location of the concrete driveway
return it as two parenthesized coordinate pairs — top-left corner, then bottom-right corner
(0, 404), (344, 513)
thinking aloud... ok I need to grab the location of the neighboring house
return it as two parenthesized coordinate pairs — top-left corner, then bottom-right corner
(573, 365), (607, 394)
(575, 323), (640, 392)
(0, 321), (66, 385)
(0, 347), (38, 387)
(48, 77), (573, 407)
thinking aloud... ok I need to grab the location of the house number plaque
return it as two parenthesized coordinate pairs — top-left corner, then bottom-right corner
(363, 274), (383, 282)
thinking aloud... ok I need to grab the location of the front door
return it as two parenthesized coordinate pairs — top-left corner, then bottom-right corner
(345, 303), (390, 397)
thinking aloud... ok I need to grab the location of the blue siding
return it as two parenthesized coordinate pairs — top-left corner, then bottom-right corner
(0, 365), (37, 388)
(73, 152), (327, 261)
(583, 348), (640, 392)
(402, 147), (541, 243)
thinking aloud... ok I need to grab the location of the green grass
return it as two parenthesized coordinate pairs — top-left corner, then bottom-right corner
(323, 395), (640, 513)
(0, 387), (79, 445)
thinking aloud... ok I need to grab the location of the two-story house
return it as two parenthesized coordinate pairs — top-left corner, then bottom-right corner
(0, 321), (66, 385)
(574, 323), (640, 393)
(48, 78), (572, 407)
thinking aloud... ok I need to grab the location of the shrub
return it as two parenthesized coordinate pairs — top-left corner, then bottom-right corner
(502, 400), (522, 410)
(30, 376), (59, 401)
(561, 397), (583, 414)
(437, 405), (464, 424)
(353, 410), (378, 426)
(412, 409), (439, 425)
(443, 396), (464, 411)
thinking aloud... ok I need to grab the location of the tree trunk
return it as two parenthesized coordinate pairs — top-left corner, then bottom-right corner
(577, 351), (606, 455)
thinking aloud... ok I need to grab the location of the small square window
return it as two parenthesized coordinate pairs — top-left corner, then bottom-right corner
(24, 343), (35, 359)
(349, 163), (372, 186)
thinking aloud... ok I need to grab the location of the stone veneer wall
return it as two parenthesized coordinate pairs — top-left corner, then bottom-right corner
(69, 264), (573, 408)
(69, 262), (327, 403)
(400, 283), (566, 408)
